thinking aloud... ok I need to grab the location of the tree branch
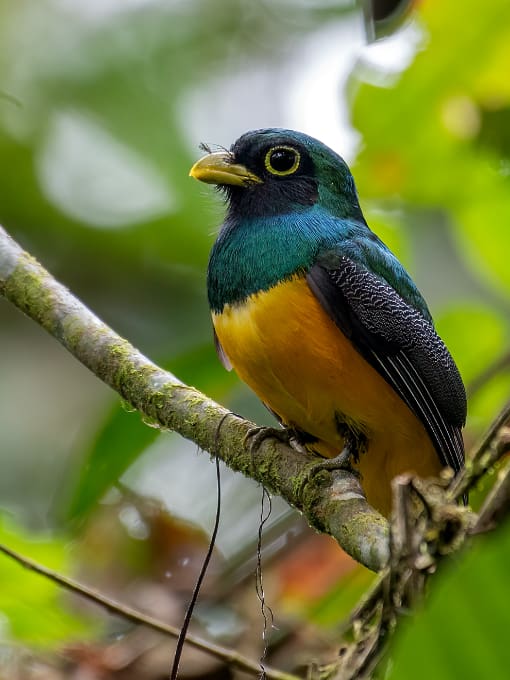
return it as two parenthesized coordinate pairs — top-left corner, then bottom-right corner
(325, 405), (510, 679)
(0, 225), (389, 571)
(5, 224), (510, 680)
(0, 542), (299, 680)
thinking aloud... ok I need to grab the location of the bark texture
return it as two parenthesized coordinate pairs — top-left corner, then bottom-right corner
(0, 225), (389, 572)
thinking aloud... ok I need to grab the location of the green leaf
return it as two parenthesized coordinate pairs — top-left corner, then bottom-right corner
(352, 0), (510, 301)
(434, 303), (509, 385)
(389, 523), (510, 679)
(66, 404), (160, 524)
(435, 304), (510, 429)
(0, 516), (96, 646)
(454, 185), (510, 296)
(308, 566), (376, 627)
(468, 371), (510, 432)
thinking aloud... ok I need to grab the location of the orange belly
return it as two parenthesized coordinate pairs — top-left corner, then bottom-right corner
(212, 275), (440, 516)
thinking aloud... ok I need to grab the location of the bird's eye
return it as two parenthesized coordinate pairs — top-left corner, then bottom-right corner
(264, 146), (300, 176)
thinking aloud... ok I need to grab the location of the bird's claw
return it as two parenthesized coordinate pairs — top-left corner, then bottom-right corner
(244, 426), (308, 455)
(309, 447), (356, 474)
(299, 446), (361, 498)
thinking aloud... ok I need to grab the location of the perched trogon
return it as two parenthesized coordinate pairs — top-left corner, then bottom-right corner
(190, 129), (466, 516)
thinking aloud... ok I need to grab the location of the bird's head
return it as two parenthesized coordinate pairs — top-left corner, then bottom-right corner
(190, 128), (364, 222)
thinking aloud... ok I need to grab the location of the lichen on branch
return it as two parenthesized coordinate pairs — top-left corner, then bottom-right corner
(0, 225), (389, 572)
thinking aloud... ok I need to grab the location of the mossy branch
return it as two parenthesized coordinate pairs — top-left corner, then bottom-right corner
(4, 225), (510, 680)
(0, 225), (389, 572)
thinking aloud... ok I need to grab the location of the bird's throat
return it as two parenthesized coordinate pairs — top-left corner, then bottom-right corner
(206, 206), (355, 312)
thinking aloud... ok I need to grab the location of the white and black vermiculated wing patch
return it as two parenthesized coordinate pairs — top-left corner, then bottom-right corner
(307, 255), (466, 475)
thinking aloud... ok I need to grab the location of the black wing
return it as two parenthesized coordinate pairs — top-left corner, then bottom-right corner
(307, 255), (466, 474)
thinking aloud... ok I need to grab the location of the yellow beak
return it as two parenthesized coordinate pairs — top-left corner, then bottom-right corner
(189, 151), (262, 187)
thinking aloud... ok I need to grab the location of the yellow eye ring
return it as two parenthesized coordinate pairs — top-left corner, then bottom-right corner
(264, 146), (301, 176)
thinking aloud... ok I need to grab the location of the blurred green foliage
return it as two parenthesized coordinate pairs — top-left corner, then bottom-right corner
(390, 519), (510, 679)
(352, 0), (510, 436)
(0, 514), (96, 645)
(0, 0), (509, 675)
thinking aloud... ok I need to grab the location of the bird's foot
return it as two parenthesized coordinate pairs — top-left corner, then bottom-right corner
(300, 434), (365, 498)
(299, 448), (355, 500)
(308, 446), (358, 475)
(244, 425), (308, 455)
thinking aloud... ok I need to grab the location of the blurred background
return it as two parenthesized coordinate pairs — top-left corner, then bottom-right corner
(1, 0), (510, 678)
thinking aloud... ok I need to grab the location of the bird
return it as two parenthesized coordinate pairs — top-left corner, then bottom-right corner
(189, 128), (466, 516)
